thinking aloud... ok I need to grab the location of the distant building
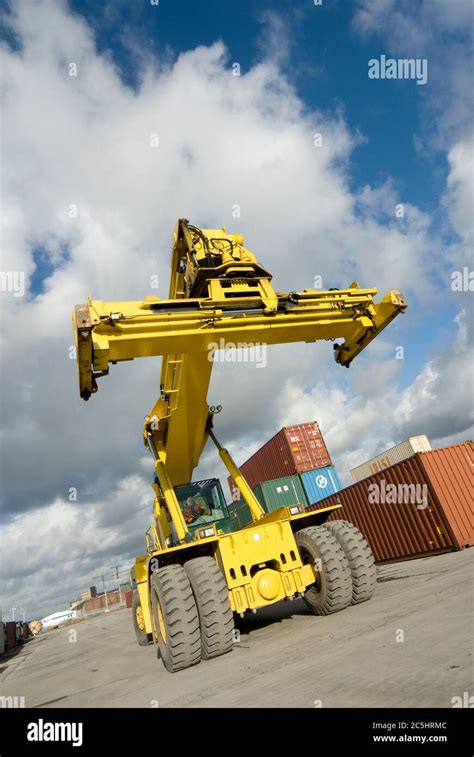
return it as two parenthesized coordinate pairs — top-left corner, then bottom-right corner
(80, 586), (97, 601)
(70, 587), (125, 615)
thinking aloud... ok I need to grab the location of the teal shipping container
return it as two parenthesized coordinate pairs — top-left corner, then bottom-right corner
(253, 474), (308, 511)
(228, 473), (307, 528)
(228, 498), (255, 529)
(300, 465), (341, 504)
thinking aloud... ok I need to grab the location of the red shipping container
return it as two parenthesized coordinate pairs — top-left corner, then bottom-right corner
(6, 621), (17, 651)
(308, 441), (473, 563)
(228, 422), (332, 496)
(419, 443), (473, 549)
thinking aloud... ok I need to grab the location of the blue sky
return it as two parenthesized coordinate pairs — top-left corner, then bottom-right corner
(0, 0), (472, 617)
(26, 0), (465, 386)
(10, 0), (459, 398)
(69, 0), (446, 206)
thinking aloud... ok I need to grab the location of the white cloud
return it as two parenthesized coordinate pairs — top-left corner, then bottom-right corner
(0, 0), (470, 618)
(354, 0), (473, 49)
(397, 309), (474, 441)
(0, 475), (150, 618)
(445, 137), (474, 246)
(257, 10), (292, 68)
(263, 309), (473, 487)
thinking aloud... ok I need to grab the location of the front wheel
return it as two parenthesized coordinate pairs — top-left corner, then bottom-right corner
(296, 526), (352, 615)
(184, 556), (234, 660)
(150, 564), (201, 672)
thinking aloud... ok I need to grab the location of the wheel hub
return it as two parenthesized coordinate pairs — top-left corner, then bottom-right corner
(136, 604), (146, 632)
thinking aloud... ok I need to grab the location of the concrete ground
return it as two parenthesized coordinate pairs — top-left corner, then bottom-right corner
(1, 549), (473, 708)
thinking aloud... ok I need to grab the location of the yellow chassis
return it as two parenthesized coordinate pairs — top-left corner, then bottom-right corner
(133, 503), (342, 637)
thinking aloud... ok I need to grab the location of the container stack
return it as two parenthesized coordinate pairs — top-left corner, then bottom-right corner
(228, 422), (341, 528)
(308, 441), (474, 563)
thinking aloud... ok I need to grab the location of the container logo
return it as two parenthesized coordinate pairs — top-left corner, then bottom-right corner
(315, 475), (328, 489)
(369, 457), (391, 474)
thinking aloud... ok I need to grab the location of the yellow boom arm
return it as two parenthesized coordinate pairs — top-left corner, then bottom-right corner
(73, 219), (406, 544)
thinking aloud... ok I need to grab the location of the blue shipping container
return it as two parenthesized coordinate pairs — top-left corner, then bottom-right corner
(300, 466), (341, 504)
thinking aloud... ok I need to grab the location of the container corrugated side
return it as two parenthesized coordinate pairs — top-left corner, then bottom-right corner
(350, 435), (432, 482)
(308, 454), (457, 562)
(5, 622), (17, 651)
(300, 466), (341, 504)
(227, 421), (332, 495)
(418, 442), (473, 548)
(254, 474), (308, 511)
(283, 424), (332, 472)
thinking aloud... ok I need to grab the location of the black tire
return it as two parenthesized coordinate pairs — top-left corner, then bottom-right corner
(324, 520), (377, 604)
(150, 564), (201, 672)
(184, 557), (234, 660)
(132, 589), (151, 646)
(296, 526), (352, 615)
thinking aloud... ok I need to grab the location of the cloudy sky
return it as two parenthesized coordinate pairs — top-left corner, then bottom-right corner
(0, 0), (472, 620)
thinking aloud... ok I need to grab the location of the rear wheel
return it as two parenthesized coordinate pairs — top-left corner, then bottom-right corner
(324, 520), (377, 604)
(296, 526), (352, 615)
(184, 557), (234, 660)
(132, 589), (151, 646)
(150, 564), (201, 672)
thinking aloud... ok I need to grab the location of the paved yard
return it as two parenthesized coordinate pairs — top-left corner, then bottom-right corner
(1, 549), (472, 708)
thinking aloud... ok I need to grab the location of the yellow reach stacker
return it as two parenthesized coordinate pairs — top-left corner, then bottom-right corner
(73, 219), (406, 672)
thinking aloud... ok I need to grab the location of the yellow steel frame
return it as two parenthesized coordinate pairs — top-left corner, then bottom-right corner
(73, 219), (406, 628)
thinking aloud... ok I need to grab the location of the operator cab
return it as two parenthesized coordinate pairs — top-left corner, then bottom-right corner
(174, 478), (235, 536)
